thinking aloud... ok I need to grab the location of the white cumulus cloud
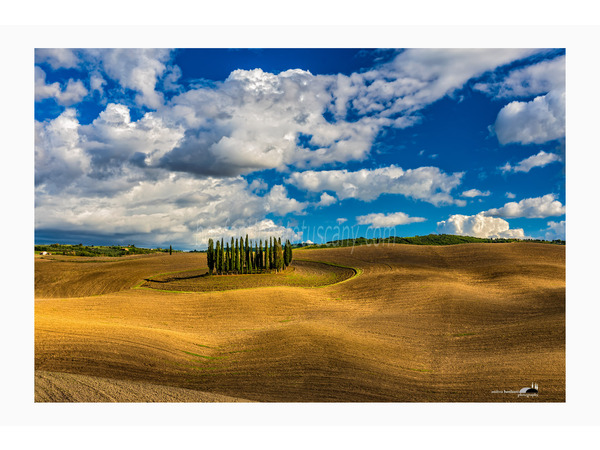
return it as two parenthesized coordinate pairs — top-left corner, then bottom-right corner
(35, 49), (80, 69)
(264, 185), (308, 216)
(437, 212), (525, 239)
(194, 219), (303, 247)
(483, 54), (565, 146)
(494, 89), (565, 145)
(143, 50), (544, 178)
(357, 212), (426, 228)
(160, 67), (387, 176)
(484, 194), (565, 219)
(348, 48), (539, 120)
(461, 189), (491, 198)
(90, 72), (107, 95)
(35, 109), (90, 191)
(35, 173), (305, 249)
(78, 103), (185, 176)
(85, 49), (173, 109)
(316, 192), (337, 208)
(35, 66), (88, 106)
(287, 165), (463, 205)
(474, 55), (564, 99)
(500, 150), (561, 173)
(544, 220), (565, 240)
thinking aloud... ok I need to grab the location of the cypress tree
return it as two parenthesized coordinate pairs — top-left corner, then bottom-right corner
(220, 238), (224, 274)
(264, 240), (268, 272)
(169, 244), (172, 255)
(221, 239), (225, 274)
(235, 238), (240, 274)
(218, 240), (223, 275)
(215, 240), (221, 275)
(271, 237), (275, 269)
(258, 240), (263, 271)
(270, 239), (274, 272)
(265, 241), (270, 272)
(230, 237), (235, 273)
(245, 235), (249, 274)
(207, 238), (214, 275)
(265, 239), (273, 270)
(240, 235), (244, 274)
(248, 241), (253, 274)
(273, 238), (279, 273)
(228, 242), (232, 274)
(225, 242), (230, 275)
(287, 240), (293, 267)
(278, 239), (284, 271)
(254, 241), (258, 271)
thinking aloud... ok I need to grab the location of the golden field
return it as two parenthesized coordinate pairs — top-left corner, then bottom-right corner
(35, 242), (565, 402)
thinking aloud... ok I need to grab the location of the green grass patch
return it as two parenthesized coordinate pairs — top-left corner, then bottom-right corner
(138, 259), (360, 293)
(194, 343), (216, 349)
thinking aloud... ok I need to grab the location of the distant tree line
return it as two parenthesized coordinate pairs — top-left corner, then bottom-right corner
(34, 243), (166, 257)
(206, 235), (293, 275)
(303, 234), (566, 248)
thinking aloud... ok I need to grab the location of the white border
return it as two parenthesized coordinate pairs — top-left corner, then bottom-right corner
(1, 7), (599, 442)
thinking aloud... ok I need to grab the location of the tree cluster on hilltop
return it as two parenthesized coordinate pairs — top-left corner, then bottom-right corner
(34, 243), (166, 257)
(303, 234), (565, 249)
(206, 235), (293, 275)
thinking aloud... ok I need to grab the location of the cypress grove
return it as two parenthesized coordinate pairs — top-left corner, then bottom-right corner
(206, 236), (292, 276)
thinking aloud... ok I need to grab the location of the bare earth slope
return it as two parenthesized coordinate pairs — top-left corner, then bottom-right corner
(35, 243), (565, 402)
(35, 253), (207, 298)
(35, 371), (250, 402)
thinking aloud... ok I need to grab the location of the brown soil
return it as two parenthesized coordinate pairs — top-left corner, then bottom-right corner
(35, 242), (565, 402)
(35, 370), (250, 402)
(35, 252), (207, 298)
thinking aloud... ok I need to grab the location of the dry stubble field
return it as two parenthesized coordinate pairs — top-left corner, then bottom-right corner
(35, 243), (565, 402)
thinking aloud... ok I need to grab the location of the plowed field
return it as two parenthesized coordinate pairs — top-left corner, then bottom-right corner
(35, 243), (565, 402)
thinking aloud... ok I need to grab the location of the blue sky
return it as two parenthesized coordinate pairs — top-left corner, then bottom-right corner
(34, 48), (565, 249)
